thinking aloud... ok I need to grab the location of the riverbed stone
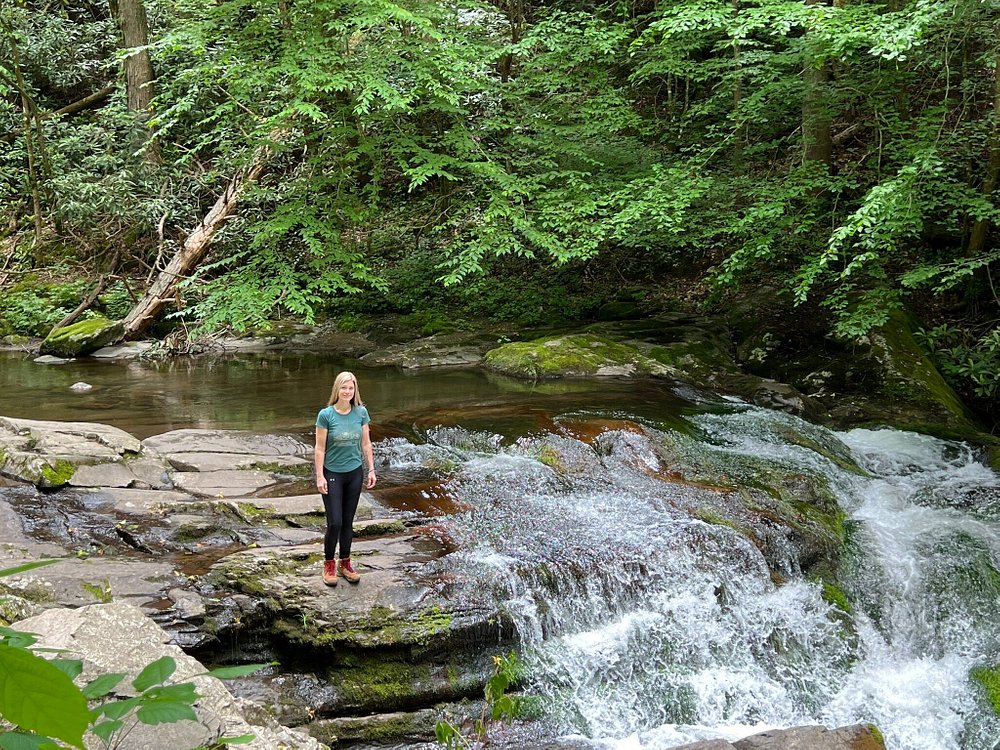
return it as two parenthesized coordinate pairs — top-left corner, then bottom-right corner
(485, 334), (673, 379)
(206, 534), (510, 715)
(33, 354), (71, 364)
(361, 332), (495, 368)
(13, 602), (328, 750)
(91, 341), (156, 359)
(39, 317), (124, 358)
(0, 416), (156, 488)
(172, 469), (279, 498)
(732, 723), (884, 749)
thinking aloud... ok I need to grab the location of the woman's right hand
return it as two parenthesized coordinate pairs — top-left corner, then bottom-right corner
(316, 477), (328, 494)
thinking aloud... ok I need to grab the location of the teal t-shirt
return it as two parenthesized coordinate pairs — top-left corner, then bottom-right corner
(316, 404), (370, 472)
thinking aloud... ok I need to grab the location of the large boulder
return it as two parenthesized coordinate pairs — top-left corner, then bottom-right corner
(0, 417), (170, 489)
(39, 317), (124, 358)
(677, 724), (884, 749)
(485, 333), (672, 379)
(13, 602), (327, 750)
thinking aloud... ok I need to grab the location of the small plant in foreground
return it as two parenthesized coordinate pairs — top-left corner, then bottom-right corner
(0, 560), (270, 749)
(435, 651), (524, 749)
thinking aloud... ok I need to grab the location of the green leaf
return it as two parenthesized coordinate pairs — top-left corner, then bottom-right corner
(0, 560), (58, 578)
(142, 683), (198, 703)
(132, 656), (177, 691)
(0, 646), (89, 749)
(203, 663), (274, 679)
(90, 719), (123, 743)
(82, 672), (127, 699)
(135, 700), (198, 725)
(0, 628), (37, 649)
(214, 734), (256, 745)
(97, 696), (140, 720)
(0, 732), (62, 750)
(49, 659), (83, 680)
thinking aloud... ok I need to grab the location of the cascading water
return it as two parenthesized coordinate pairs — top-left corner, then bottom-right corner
(384, 405), (1000, 750)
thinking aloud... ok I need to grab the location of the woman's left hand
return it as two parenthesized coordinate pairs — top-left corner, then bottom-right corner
(365, 469), (377, 489)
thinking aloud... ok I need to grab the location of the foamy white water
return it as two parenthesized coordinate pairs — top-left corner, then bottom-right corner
(392, 409), (1000, 749)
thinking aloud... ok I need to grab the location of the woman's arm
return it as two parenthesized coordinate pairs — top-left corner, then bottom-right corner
(361, 424), (376, 488)
(315, 427), (328, 494)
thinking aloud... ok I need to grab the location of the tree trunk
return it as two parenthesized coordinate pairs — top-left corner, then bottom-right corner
(802, 0), (832, 167)
(119, 160), (269, 339)
(968, 49), (1000, 258)
(114, 0), (154, 113)
(112, 0), (160, 163)
(0, 86), (115, 144)
(4, 28), (45, 247)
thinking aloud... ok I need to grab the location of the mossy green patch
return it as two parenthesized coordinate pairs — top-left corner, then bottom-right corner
(249, 461), (313, 478)
(648, 339), (739, 382)
(865, 312), (977, 433)
(536, 444), (566, 473)
(335, 659), (434, 709)
(484, 334), (666, 379)
(691, 508), (750, 538)
(972, 664), (1000, 715)
(866, 724), (886, 748)
(40, 459), (76, 487)
(39, 317), (124, 358)
(355, 519), (407, 537)
(815, 578), (852, 614)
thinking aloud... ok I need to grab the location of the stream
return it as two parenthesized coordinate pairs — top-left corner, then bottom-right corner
(3, 350), (1000, 749)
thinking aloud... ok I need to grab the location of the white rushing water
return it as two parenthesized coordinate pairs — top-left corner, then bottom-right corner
(391, 408), (1000, 749)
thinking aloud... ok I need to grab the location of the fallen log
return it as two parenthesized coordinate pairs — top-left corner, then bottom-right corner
(119, 158), (269, 340)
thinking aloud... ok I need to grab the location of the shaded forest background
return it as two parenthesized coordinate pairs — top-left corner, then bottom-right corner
(1, 0), (999, 423)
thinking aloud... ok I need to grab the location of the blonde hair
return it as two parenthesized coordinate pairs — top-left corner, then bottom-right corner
(327, 371), (363, 407)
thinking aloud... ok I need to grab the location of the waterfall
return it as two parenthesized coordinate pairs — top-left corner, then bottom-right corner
(385, 407), (1000, 749)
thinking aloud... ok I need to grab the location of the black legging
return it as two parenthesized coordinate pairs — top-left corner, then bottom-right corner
(321, 466), (363, 561)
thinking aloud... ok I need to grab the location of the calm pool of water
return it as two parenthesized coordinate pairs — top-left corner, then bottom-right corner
(0, 351), (694, 440)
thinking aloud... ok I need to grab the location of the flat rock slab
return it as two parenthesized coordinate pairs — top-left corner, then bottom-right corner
(143, 429), (310, 460)
(79, 487), (206, 514)
(231, 492), (384, 521)
(1, 417), (141, 454)
(0, 416), (170, 488)
(209, 534), (485, 650)
(165, 451), (309, 472)
(3, 556), (188, 609)
(172, 469), (279, 498)
(14, 602), (326, 750)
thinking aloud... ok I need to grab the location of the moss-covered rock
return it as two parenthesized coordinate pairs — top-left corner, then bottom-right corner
(972, 664), (1000, 715)
(39, 317), (124, 358)
(857, 311), (979, 437)
(484, 334), (671, 379)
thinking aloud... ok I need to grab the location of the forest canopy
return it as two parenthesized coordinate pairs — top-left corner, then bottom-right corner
(1, 0), (999, 403)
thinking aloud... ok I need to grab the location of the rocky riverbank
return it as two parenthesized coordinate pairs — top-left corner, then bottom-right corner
(0, 411), (902, 749)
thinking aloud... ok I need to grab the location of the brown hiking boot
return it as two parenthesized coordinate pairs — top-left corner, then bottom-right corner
(322, 559), (338, 586)
(338, 558), (361, 583)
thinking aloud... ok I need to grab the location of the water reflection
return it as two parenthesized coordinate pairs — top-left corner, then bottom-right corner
(0, 351), (691, 439)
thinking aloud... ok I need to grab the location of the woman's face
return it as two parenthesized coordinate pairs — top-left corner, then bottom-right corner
(338, 379), (356, 403)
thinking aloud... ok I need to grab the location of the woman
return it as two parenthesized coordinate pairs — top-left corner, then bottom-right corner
(314, 371), (376, 586)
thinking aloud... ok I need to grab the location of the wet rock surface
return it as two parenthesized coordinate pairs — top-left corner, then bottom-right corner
(16, 602), (326, 750)
(0, 412), (900, 749)
(0, 417), (512, 748)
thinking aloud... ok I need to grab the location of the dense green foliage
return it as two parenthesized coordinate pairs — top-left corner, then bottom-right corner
(1, 0), (998, 406)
